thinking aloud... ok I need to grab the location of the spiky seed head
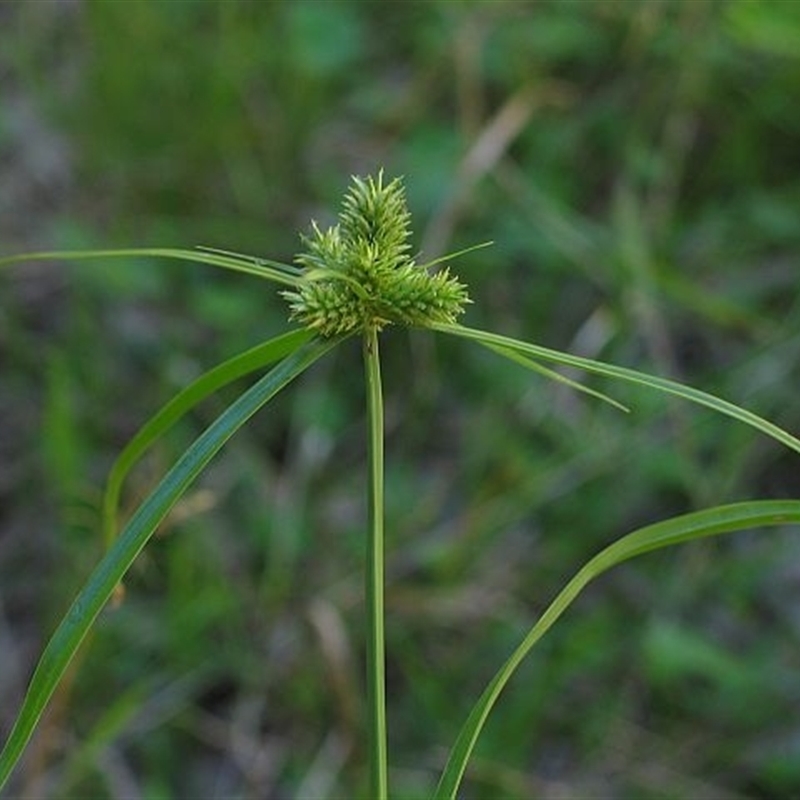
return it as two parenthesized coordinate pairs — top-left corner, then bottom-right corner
(284, 171), (470, 337)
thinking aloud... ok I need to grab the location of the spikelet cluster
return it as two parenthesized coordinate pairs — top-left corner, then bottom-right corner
(283, 172), (470, 337)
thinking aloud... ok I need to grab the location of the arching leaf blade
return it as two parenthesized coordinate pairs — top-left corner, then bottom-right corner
(0, 336), (339, 790)
(0, 247), (302, 286)
(194, 245), (304, 276)
(434, 499), (800, 800)
(435, 323), (800, 456)
(102, 328), (313, 545)
(481, 341), (629, 413)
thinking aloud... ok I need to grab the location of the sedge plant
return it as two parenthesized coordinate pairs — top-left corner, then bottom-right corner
(1, 172), (799, 798)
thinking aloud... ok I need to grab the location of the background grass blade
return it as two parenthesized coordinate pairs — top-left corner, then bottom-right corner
(434, 499), (800, 800)
(102, 328), (313, 545)
(0, 248), (302, 286)
(0, 337), (338, 790)
(435, 324), (800, 456)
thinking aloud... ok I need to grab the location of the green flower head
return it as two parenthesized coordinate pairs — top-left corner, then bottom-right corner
(283, 172), (471, 337)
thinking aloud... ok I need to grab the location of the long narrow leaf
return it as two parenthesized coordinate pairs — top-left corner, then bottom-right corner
(481, 342), (629, 413)
(0, 248), (302, 287)
(195, 245), (304, 276)
(102, 328), (313, 544)
(435, 499), (800, 800)
(0, 336), (339, 790)
(435, 323), (800, 456)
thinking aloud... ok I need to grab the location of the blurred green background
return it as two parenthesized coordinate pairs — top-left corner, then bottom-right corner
(2, 1), (800, 798)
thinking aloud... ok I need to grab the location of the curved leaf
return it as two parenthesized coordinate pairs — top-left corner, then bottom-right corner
(0, 336), (339, 790)
(434, 499), (800, 800)
(194, 245), (304, 277)
(102, 328), (313, 545)
(435, 324), (800, 456)
(482, 341), (629, 413)
(0, 247), (302, 287)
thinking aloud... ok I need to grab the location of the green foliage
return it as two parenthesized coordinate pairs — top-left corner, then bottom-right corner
(434, 501), (800, 800)
(3, 2), (800, 797)
(2, 171), (799, 799)
(0, 337), (338, 789)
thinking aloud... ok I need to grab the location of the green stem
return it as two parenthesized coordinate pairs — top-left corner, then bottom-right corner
(363, 326), (388, 799)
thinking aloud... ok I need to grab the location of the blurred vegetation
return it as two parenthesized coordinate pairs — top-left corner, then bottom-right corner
(1, 1), (800, 798)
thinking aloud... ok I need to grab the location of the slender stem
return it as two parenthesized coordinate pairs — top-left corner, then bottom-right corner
(363, 326), (388, 799)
